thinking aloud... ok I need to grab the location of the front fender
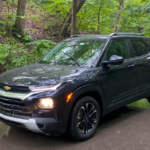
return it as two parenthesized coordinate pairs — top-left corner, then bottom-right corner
(64, 83), (106, 120)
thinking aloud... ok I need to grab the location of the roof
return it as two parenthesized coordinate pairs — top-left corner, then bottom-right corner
(66, 33), (146, 41)
(110, 33), (144, 37)
(63, 33), (149, 43)
(65, 34), (108, 42)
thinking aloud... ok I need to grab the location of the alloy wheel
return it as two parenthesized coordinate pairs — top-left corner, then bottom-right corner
(77, 103), (98, 134)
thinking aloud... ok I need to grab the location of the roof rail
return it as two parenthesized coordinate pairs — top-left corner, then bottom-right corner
(70, 35), (85, 38)
(110, 33), (144, 37)
(70, 35), (80, 38)
(70, 34), (96, 38)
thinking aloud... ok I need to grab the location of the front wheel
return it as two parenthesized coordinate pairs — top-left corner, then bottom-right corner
(70, 96), (100, 141)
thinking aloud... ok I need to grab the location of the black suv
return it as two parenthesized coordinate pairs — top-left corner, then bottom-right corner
(0, 33), (150, 141)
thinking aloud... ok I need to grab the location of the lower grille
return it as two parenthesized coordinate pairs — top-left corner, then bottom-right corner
(0, 117), (27, 129)
(0, 96), (31, 119)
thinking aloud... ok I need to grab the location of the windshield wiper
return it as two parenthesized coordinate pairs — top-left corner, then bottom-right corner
(63, 52), (81, 66)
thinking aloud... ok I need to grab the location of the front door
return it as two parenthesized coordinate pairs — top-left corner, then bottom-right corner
(98, 39), (136, 107)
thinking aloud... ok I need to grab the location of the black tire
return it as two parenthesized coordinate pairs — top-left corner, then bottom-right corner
(70, 96), (100, 141)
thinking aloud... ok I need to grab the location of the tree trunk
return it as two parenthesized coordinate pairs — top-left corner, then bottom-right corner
(10, 0), (14, 36)
(15, 0), (26, 35)
(98, 0), (103, 31)
(71, 0), (77, 36)
(113, 0), (124, 32)
(59, 0), (86, 40)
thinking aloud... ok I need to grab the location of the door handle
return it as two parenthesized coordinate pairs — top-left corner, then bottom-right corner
(127, 64), (135, 68)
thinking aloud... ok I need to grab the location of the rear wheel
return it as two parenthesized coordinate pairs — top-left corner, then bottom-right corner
(70, 96), (100, 141)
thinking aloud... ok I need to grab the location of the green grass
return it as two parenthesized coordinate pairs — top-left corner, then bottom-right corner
(0, 123), (10, 140)
(128, 99), (150, 109)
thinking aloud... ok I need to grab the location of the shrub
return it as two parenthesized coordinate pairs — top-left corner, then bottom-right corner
(0, 39), (56, 71)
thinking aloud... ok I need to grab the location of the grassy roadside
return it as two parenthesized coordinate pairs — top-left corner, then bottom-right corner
(128, 99), (150, 109)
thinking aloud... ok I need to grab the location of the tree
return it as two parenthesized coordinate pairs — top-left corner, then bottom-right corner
(10, 0), (15, 36)
(98, 0), (103, 31)
(14, 0), (26, 35)
(59, 0), (86, 40)
(113, 0), (125, 32)
(71, 0), (77, 36)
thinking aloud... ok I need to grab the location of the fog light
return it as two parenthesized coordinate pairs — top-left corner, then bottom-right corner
(38, 98), (54, 109)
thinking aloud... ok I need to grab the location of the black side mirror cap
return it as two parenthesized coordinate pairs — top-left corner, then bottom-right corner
(102, 55), (124, 71)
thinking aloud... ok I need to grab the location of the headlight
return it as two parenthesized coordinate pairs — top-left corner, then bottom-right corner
(29, 84), (61, 92)
(38, 98), (54, 109)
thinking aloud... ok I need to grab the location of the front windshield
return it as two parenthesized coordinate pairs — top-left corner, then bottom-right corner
(39, 39), (106, 66)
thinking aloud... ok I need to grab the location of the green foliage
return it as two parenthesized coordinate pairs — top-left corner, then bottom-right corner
(0, 31), (7, 38)
(0, 43), (28, 69)
(0, 40), (56, 70)
(12, 29), (32, 43)
(77, 0), (118, 34)
(0, 14), (14, 33)
(128, 99), (150, 109)
(21, 30), (33, 43)
(31, 0), (120, 34)
(42, 0), (72, 22)
(119, 0), (150, 35)
(3, 12), (13, 19)
(26, 39), (56, 63)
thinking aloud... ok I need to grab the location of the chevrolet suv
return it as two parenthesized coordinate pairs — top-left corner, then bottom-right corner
(0, 33), (150, 141)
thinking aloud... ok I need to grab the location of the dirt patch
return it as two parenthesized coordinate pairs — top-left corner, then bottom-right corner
(0, 1), (59, 43)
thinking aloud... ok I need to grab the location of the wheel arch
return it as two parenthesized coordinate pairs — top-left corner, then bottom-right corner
(64, 83), (106, 121)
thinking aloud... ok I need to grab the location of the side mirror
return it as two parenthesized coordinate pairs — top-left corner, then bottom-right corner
(102, 55), (124, 71)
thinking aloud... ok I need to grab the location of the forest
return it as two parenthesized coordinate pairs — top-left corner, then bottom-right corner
(0, 0), (149, 73)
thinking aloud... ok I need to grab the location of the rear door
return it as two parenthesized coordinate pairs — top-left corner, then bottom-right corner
(129, 39), (150, 97)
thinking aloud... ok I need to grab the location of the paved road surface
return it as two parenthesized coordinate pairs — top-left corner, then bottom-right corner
(0, 107), (150, 150)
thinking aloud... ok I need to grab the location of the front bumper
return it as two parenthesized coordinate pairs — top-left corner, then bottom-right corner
(0, 88), (68, 135)
(0, 112), (43, 133)
(0, 112), (68, 135)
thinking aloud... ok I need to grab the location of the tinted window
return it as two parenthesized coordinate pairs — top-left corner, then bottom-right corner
(130, 40), (148, 57)
(107, 40), (129, 60)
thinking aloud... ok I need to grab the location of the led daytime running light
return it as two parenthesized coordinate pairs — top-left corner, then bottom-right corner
(29, 84), (61, 92)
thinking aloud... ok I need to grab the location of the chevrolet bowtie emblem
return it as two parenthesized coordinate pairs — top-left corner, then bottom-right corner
(4, 86), (11, 91)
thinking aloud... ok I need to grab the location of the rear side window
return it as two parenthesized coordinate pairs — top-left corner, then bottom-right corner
(107, 40), (129, 60)
(130, 40), (148, 57)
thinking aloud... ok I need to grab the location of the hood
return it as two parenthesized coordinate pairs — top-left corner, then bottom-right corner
(0, 63), (88, 86)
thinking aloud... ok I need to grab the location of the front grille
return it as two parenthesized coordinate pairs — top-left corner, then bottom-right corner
(0, 96), (31, 119)
(0, 83), (30, 93)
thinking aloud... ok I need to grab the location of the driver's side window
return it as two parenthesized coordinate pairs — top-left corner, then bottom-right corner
(107, 40), (129, 60)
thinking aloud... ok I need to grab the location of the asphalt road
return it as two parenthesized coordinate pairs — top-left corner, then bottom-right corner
(0, 106), (150, 150)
